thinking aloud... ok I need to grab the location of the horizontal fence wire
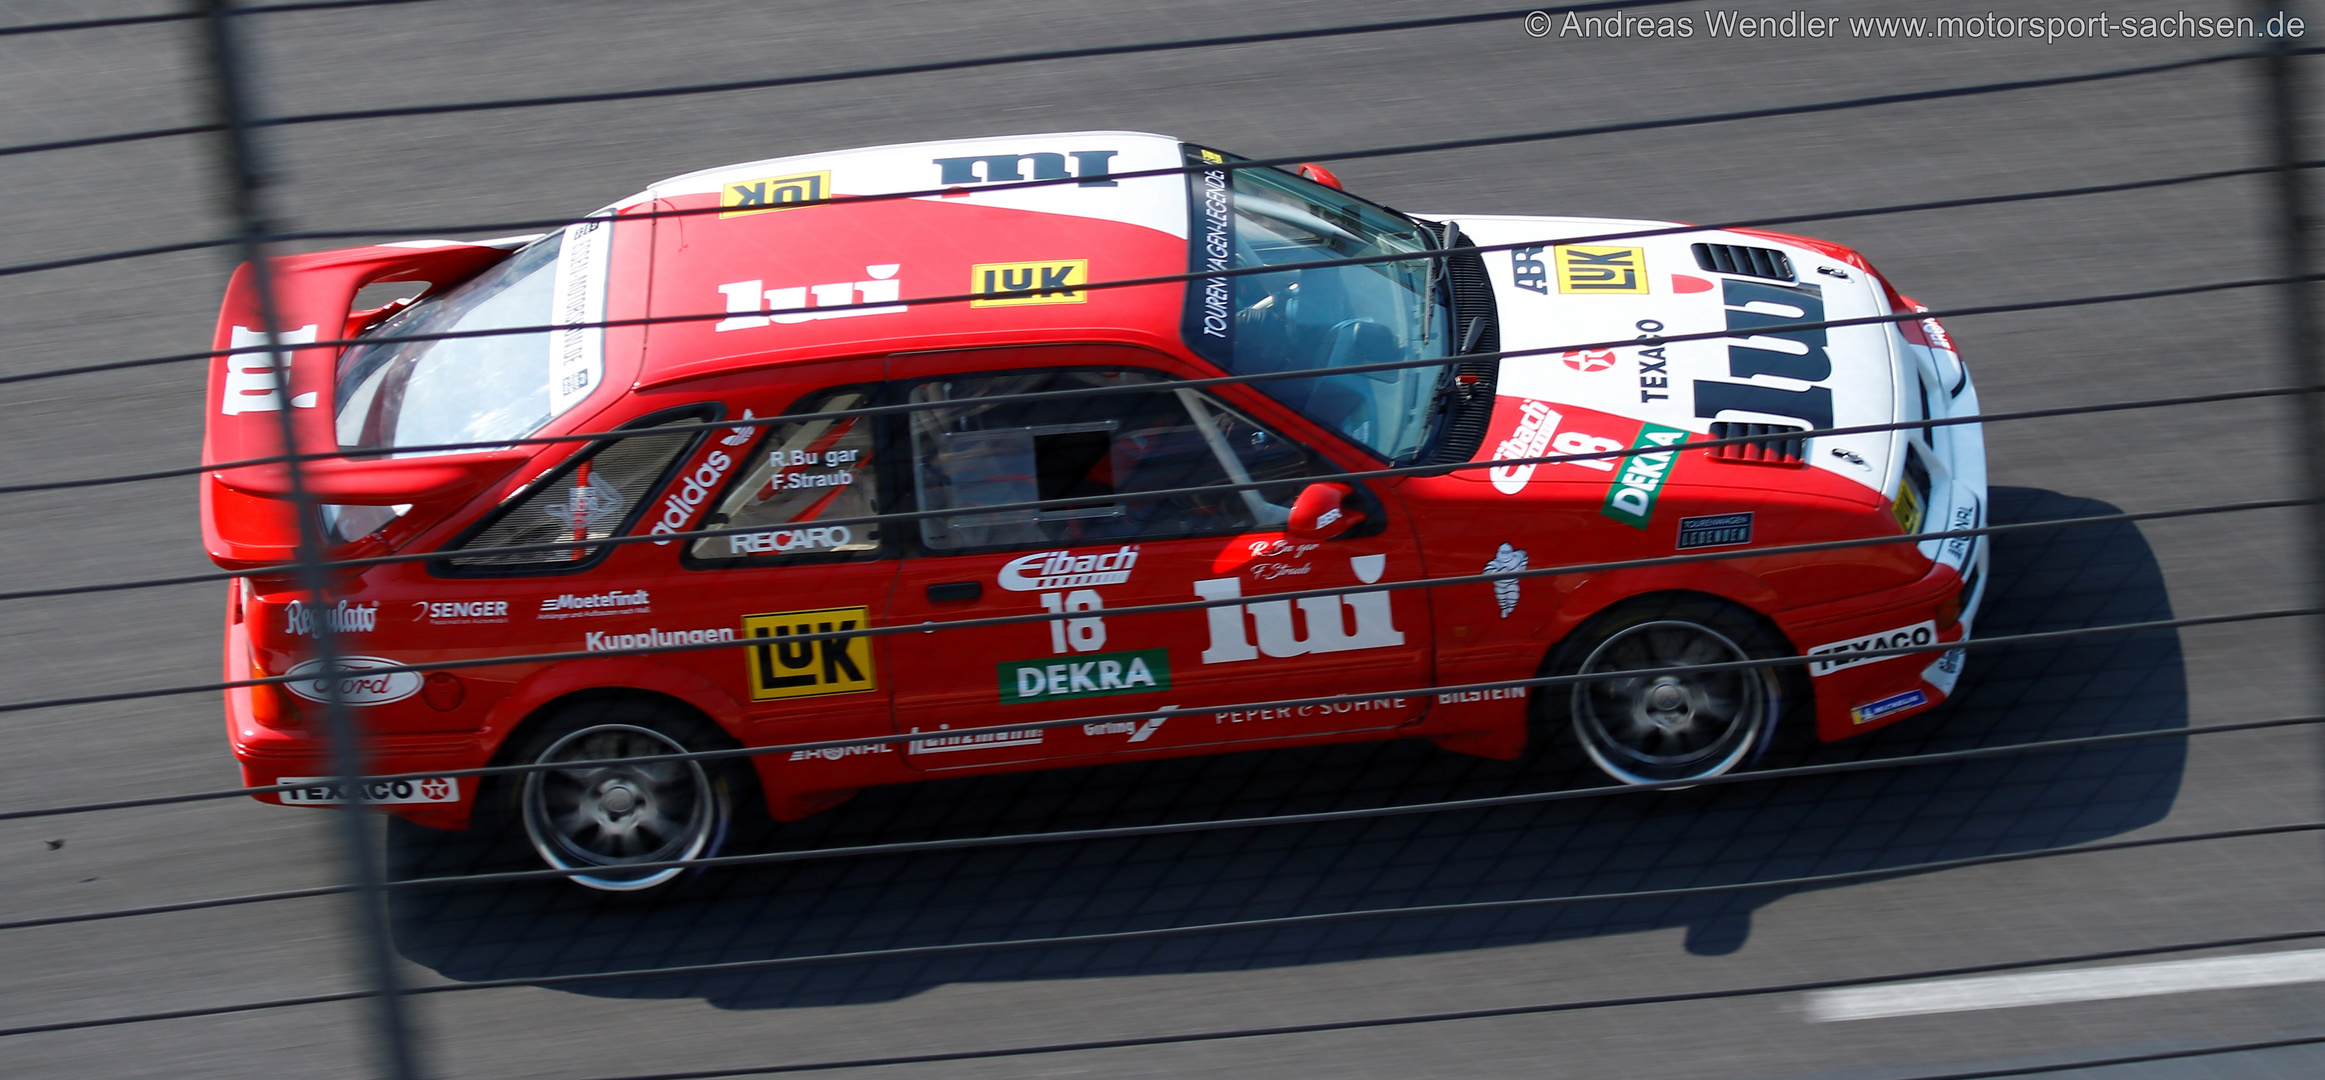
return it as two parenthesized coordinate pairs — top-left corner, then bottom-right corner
(4, 713), (2318, 934)
(0, 0), (448, 38)
(4, 818), (2317, 1039)
(0, 495), (2301, 724)
(547, 929), (2325, 1080)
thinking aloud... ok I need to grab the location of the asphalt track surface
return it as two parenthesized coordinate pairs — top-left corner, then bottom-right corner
(3, 1), (2324, 1078)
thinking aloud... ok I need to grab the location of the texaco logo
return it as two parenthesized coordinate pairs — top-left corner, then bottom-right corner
(417, 778), (454, 801)
(1562, 349), (1617, 372)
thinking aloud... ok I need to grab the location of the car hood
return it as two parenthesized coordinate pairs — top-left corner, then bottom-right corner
(1440, 214), (1900, 495)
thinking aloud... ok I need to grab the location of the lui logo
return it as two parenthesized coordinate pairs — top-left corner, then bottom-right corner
(1193, 554), (1405, 664)
(932, 150), (1118, 187)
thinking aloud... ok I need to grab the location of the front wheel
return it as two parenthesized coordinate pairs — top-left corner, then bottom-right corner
(512, 700), (740, 892)
(1543, 598), (1793, 786)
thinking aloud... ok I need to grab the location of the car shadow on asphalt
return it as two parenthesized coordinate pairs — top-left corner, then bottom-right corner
(386, 486), (2187, 1009)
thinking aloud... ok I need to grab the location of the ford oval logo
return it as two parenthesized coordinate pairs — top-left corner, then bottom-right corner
(283, 656), (423, 706)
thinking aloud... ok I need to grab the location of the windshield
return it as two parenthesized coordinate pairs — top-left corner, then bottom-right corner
(334, 222), (608, 455)
(1182, 151), (1452, 462)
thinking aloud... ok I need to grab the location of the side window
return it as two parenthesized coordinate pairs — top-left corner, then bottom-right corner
(437, 410), (707, 574)
(907, 369), (1318, 552)
(687, 387), (883, 564)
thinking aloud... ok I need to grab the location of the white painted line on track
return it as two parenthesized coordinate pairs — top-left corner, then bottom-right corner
(1804, 948), (2325, 1022)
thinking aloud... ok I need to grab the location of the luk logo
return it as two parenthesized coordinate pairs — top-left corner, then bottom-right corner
(1694, 278), (1835, 431)
(999, 546), (1139, 591)
(970, 260), (1089, 307)
(220, 325), (321, 415)
(719, 171), (829, 218)
(1601, 423), (1689, 529)
(933, 150), (1118, 187)
(1807, 620), (1937, 677)
(744, 606), (876, 701)
(1511, 246), (1549, 294)
(1554, 245), (1648, 294)
(1194, 554), (1405, 664)
(715, 265), (904, 331)
(647, 449), (734, 544)
(998, 648), (1169, 703)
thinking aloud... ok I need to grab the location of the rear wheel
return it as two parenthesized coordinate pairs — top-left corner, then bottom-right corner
(511, 699), (742, 893)
(1540, 597), (1795, 786)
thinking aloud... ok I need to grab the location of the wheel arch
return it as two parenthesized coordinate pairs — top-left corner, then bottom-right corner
(481, 657), (749, 768)
(1528, 585), (1813, 744)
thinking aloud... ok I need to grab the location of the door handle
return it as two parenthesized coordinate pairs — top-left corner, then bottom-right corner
(926, 581), (982, 603)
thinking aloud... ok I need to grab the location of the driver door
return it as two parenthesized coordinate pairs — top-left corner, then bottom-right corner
(882, 349), (1432, 769)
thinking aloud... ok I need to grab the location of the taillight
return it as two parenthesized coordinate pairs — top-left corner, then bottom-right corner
(248, 653), (306, 730)
(1935, 589), (1963, 631)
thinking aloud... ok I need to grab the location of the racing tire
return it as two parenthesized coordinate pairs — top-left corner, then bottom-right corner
(1535, 595), (1798, 787)
(507, 696), (749, 894)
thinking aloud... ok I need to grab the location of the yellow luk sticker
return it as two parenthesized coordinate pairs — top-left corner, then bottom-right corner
(719, 171), (831, 218)
(743, 606), (876, 701)
(1554, 245), (1649, 294)
(970, 259), (1090, 307)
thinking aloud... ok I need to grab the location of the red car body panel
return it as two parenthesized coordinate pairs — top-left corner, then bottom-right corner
(207, 132), (1985, 831)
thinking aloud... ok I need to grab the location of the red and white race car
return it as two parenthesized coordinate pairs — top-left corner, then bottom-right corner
(204, 131), (1984, 890)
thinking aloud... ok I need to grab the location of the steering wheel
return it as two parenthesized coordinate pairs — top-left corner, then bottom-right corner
(1321, 318), (1398, 383)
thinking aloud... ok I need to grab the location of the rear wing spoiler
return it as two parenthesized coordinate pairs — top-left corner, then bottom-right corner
(200, 242), (523, 570)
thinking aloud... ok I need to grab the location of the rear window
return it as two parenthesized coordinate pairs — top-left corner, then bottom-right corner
(334, 220), (610, 456)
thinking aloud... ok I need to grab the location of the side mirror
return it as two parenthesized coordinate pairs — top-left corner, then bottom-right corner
(1287, 482), (1364, 541)
(1295, 163), (1344, 190)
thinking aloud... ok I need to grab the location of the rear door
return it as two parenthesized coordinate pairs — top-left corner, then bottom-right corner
(671, 373), (899, 753)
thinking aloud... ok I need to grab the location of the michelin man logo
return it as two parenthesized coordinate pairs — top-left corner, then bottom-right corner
(1485, 543), (1528, 618)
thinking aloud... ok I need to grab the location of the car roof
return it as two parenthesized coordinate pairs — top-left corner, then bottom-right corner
(611, 132), (1202, 386)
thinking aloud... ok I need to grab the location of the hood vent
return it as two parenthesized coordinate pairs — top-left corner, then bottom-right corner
(1425, 225), (1501, 466)
(1707, 421), (1807, 466)
(1693, 243), (1795, 282)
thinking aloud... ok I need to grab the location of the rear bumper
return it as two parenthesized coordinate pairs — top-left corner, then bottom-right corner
(225, 617), (490, 829)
